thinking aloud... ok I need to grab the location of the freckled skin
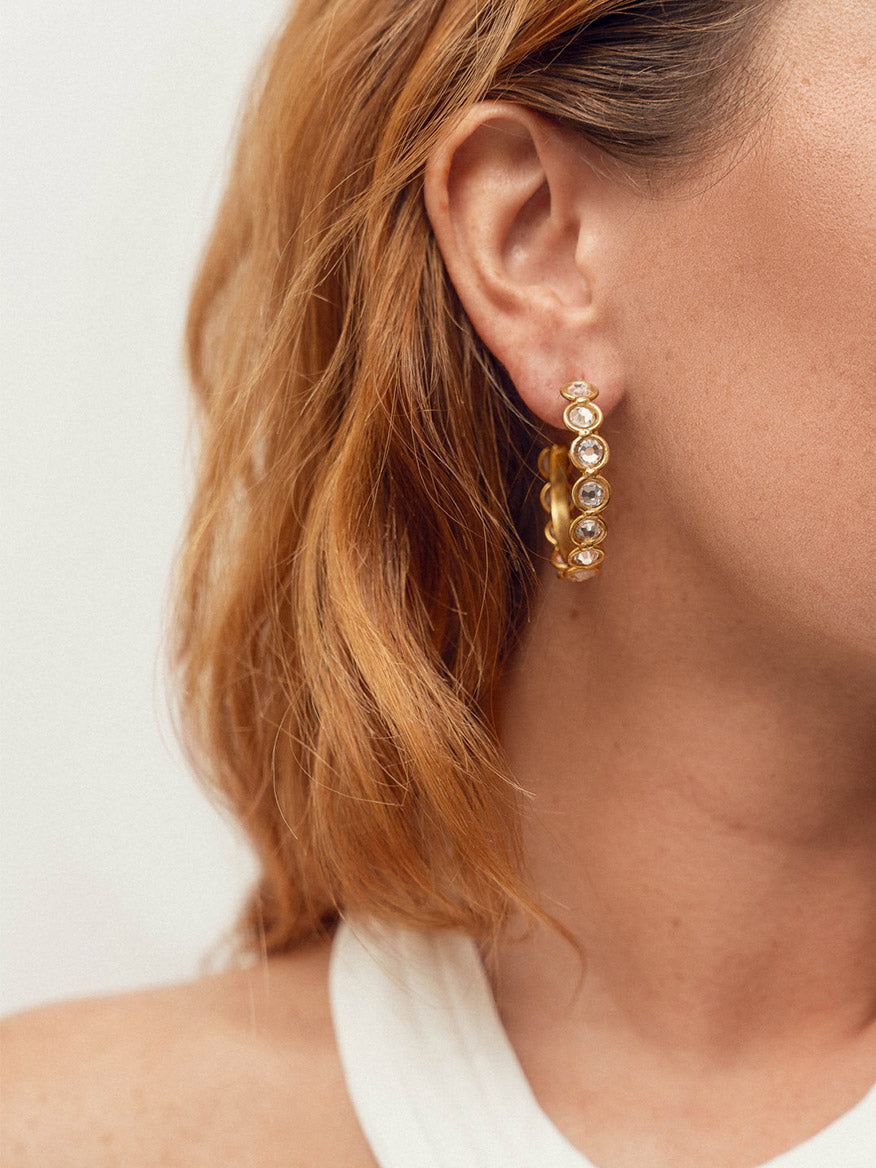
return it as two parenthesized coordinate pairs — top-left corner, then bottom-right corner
(609, 0), (876, 667)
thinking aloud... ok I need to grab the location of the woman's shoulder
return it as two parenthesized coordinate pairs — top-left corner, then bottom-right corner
(1, 937), (379, 1167)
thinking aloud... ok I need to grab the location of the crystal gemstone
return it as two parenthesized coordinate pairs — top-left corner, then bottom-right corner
(565, 381), (597, 400)
(570, 547), (600, 567)
(567, 404), (598, 430)
(567, 566), (598, 581)
(574, 478), (607, 509)
(572, 516), (605, 543)
(571, 436), (605, 468)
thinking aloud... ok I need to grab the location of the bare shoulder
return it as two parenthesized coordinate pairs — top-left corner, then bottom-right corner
(1, 937), (378, 1168)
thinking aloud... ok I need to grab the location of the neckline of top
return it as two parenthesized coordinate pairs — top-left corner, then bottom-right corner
(329, 917), (876, 1168)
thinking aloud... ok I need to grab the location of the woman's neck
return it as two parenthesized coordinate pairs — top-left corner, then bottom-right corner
(491, 504), (876, 1072)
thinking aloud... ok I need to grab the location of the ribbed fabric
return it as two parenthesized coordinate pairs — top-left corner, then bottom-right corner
(329, 917), (876, 1168)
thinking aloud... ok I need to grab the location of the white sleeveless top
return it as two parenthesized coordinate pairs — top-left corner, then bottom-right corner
(329, 917), (876, 1168)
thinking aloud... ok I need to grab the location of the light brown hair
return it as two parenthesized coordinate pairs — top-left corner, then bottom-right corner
(172, 0), (775, 957)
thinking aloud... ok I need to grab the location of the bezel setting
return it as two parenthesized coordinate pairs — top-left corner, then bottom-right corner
(562, 400), (602, 433)
(560, 380), (598, 402)
(570, 434), (608, 472)
(571, 515), (607, 545)
(572, 474), (610, 513)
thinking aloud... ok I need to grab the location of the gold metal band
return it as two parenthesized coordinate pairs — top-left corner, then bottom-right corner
(537, 380), (610, 581)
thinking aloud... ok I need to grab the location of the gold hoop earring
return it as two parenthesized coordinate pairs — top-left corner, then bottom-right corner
(537, 380), (610, 581)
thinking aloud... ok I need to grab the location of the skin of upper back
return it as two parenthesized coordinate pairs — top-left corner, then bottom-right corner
(1, 938), (379, 1168)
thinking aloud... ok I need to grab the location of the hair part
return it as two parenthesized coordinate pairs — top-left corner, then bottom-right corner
(171, 0), (777, 958)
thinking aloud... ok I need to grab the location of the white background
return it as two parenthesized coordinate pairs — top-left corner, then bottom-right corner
(1, 2), (293, 1016)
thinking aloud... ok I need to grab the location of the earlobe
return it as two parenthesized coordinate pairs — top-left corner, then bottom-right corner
(423, 102), (616, 427)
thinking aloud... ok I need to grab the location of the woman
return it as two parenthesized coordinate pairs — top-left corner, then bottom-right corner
(4, 0), (874, 1164)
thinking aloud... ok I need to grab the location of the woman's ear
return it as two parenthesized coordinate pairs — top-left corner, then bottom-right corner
(423, 101), (625, 428)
